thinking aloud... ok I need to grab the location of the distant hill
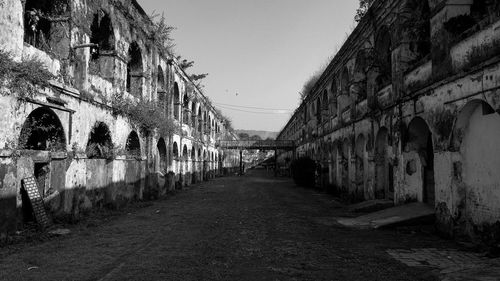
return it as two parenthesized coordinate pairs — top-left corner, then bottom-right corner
(235, 130), (279, 140)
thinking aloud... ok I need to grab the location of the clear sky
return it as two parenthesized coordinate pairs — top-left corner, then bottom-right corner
(137, 0), (358, 132)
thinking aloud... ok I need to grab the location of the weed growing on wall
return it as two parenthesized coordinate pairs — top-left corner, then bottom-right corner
(0, 51), (55, 100)
(149, 12), (175, 56)
(112, 94), (175, 137)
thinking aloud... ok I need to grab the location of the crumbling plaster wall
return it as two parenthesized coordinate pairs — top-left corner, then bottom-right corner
(278, 0), (500, 241)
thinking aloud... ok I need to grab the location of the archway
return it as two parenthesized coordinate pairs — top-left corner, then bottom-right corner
(157, 65), (165, 91)
(173, 142), (179, 158)
(341, 139), (350, 194)
(157, 138), (167, 172)
(90, 11), (115, 61)
(375, 127), (392, 200)
(19, 107), (67, 219)
(374, 26), (392, 92)
(126, 42), (143, 96)
(355, 134), (367, 200)
(406, 117), (435, 205)
(353, 51), (368, 101)
(183, 93), (190, 124)
(182, 145), (188, 159)
(19, 107), (66, 151)
(453, 100), (500, 224)
(125, 131), (141, 157)
(173, 83), (180, 120)
(24, 0), (69, 49)
(86, 122), (113, 159)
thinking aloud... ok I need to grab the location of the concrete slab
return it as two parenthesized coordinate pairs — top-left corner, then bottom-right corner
(348, 199), (394, 213)
(337, 202), (435, 229)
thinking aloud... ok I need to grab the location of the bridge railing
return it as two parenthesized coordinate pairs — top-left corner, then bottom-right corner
(216, 140), (295, 150)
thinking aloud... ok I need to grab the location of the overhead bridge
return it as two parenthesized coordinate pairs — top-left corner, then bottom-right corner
(217, 140), (296, 176)
(216, 140), (295, 150)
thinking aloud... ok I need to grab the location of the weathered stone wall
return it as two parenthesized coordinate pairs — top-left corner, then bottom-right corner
(278, 0), (500, 241)
(0, 0), (238, 237)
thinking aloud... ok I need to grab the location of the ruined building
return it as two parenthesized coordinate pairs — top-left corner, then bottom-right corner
(277, 0), (500, 240)
(0, 0), (239, 236)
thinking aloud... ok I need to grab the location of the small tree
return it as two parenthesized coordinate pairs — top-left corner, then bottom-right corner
(355, 0), (375, 22)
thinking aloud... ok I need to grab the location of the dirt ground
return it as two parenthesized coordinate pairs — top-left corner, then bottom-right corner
(0, 169), (471, 280)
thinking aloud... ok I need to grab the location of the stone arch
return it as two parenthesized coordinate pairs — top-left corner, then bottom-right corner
(375, 127), (393, 200)
(400, 0), (431, 61)
(453, 99), (500, 225)
(353, 51), (368, 101)
(90, 10), (115, 60)
(19, 107), (66, 151)
(451, 99), (496, 150)
(191, 102), (197, 127)
(331, 141), (341, 189)
(341, 67), (350, 96)
(198, 148), (202, 160)
(405, 117), (435, 205)
(157, 65), (165, 91)
(191, 146), (195, 159)
(340, 138), (350, 193)
(24, 0), (70, 49)
(374, 26), (392, 92)
(182, 144), (188, 159)
(125, 131), (141, 157)
(322, 90), (329, 111)
(126, 42), (143, 96)
(173, 83), (180, 121)
(173, 142), (179, 158)
(182, 92), (190, 124)
(157, 137), (167, 172)
(316, 97), (322, 123)
(355, 134), (367, 200)
(330, 79), (338, 117)
(86, 122), (113, 159)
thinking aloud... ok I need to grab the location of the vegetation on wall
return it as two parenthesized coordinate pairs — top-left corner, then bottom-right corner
(0, 51), (55, 100)
(150, 12), (175, 56)
(111, 94), (175, 137)
(464, 39), (500, 71)
(355, 0), (375, 22)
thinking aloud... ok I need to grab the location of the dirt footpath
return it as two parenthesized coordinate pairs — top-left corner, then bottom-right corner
(0, 169), (469, 280)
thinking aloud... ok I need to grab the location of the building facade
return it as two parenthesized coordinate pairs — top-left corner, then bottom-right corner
(0, 0), (238, 236)
(277, 0), (500, 240)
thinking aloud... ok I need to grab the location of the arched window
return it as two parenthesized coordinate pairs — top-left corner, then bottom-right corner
(331, 79), (338, 117)
(316, 98), (322, 123)
(341, 67), (350, 95)
(183, 93), (190, 124)
(374, 26), (392, 92)
(125, 131), (141, 157)
(198, 107), (203, 132)
(173, 142), (179, 158)
(322, 90), (328, 110)
(19, 107), (66, 151)
(90, 11), (115, 61)
(126, 42), (143, 96)
(24, 0), (69, 50)
(86, 122), (113, 159)
(182, 145), (188, 159)
(157, 65), (165, 91)
(157, 138), (167, 172)
(173, 83), (180, 121)
(353, 51), (367, 101)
